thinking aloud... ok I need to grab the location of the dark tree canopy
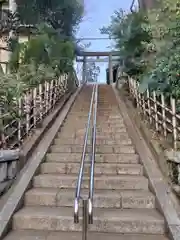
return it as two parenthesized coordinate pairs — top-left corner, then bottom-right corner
(16, 0), (83, 38)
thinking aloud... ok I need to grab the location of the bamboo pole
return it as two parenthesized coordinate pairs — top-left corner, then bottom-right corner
(171, 97), (177, 150)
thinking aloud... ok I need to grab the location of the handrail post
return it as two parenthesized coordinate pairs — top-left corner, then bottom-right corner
(82, 199), (88, 240)
(74, 198), (79, 223)
(88, 198), (93, 224)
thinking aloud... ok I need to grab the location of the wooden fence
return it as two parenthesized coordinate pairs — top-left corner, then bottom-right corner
(0, 73), (77, 149)
(128, 77), (180, 150)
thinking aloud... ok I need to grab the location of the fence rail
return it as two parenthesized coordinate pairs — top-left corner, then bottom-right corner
(0, 73), (76, 149)
(128, 77), (179, 150)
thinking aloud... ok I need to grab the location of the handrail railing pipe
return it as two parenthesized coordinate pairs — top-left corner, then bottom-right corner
(74, 83), (98, 240)
(88, 84), (98, 224)
(74, 84), (96, 224)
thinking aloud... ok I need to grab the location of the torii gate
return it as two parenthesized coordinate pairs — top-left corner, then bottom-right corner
(76, 51), (120, 84)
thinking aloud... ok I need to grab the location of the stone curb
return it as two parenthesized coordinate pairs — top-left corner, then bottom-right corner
(0, 86), (82, 239)
(113, 86), (180, 240)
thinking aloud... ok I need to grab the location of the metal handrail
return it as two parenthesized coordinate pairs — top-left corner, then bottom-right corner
(88, 84), (98, 224)
(74, 84), (96, 222)
(74, 83), (98, 240)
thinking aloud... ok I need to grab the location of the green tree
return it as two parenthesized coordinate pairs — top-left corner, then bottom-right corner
(100, 9), (152, 79)
(138, 0), (180, 102)
(9, 23), (75, 74)
(16, 0), (83, 38)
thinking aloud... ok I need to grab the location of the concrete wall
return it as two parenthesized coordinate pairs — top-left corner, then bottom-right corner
(0, 34), (30, 73)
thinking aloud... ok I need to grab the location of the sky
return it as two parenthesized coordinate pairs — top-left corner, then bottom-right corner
(76, 0), (136, 83)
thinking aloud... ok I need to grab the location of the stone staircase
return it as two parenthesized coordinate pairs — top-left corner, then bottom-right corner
(3, 85), (169, 240)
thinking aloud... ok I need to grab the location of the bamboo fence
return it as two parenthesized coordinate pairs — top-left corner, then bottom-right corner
(128, 77), (180, 150)
(0, 74), (74, 149)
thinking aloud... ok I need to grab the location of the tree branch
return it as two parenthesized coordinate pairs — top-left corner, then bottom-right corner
(130, 0), (136, 12)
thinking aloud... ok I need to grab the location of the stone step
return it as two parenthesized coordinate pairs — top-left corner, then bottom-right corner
(12, 206), (165, 234)
(3, 230), (169, 240)
(96, 123), (126, 127)
(97, 121), (125, 125)
(58, 132), (130, 140)
(40, 162), (143, 175)
(54, 137), (132, 145)
(68, 113), (122, 118)
(60, 126), (127, 134)
(50, 144), (135, 154)
(46, 153), (140, 164)
(98, 113), (121, 116)
(33, 174), (148, 190)
(25, 188), (155, 209)
(61, 125), (126, 133)
(58, 130), (129, 138)
(63, 121), (125, 126)
(68, 113), (89, 116)
(65, 115), (88, 119)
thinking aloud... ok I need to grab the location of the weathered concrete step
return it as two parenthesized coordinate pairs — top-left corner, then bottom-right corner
(68, 113), (89, 116)
(54, 137), (132, 145)
(3, 230), (169, 240)
(40, 162), (143, 175)
(97, 111), (120, 113)
(97, 112), (121, 114)
(25, 188), (155, 209)
(50, 144), (135, 154)
(33, 174), (148, 190)
(46, 153), (139, 164)
(97, 121), (125, 125)
(60, 126), (127, 134)
(99, 118), (124, 121)
(64, 115), (88, 119)
(69, 113), (122, 116)
(61, 122), (126, 128)
(58, 132), (130, 139)
(13, 206), (165, 234)
(96, 123), (126, 127)
(59, 129), (128, 138)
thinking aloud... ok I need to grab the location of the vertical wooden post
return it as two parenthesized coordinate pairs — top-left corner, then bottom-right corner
(147, 89), (152, 124)
(109, 54), (113, 84)
(128, 77), (131, 94)
(18, 97), (22, 145)
(131, 78), (134, 97)
(58, 76), (61, 99)
(53, 79), (58, 106)
(135, 80), (139, 108)
(45, 81), (49, 114)
(61, 75), (65, 95)
(49, 80), (53, 110)
(0, 107), (5, 148)
(131, 79), (134, 100)
(39, 84), (43, 121)
(137, 82), (141, 110)
(63, 75), (67, 94)
(153, 91), (158, 131)
(33, 87), (37, 128)
(171, 97), (177, 150)
(161, 93), (167, 137)
(133, 79), (136, 98)
(142, 92), (146, 117)
(25, 92), (30, 135)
